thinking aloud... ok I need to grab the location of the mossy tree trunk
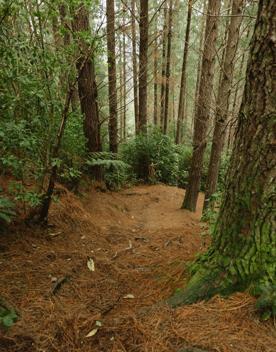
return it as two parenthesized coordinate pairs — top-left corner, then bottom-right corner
(169, 0), (276, 307)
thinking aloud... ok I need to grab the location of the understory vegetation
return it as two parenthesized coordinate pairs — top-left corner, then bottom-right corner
(0, 122), (229, 219)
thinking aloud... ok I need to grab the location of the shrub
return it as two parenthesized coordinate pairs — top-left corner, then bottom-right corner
(0, 196), (16, 224)
(177, 143), (230, 192)
(121, 129), (179, 185)
(177, 144), (193, 188)
(86, 152), (133, 190)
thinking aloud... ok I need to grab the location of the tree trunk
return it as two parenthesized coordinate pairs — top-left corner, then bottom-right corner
(160, 5), (168, 130)
(38, 85), (76, 223)
(204, 0), (244, 210)
(119, 22), (124, 141)
(131, 0), (139, 133)
(227, 25), (251, 151)
(59, 3), (79, 111)
(72, 4), (101, 177)
(163, 0), (173, 134)
(182, 0), (221, 212)
(106, 0), (118, 153)
(192, 0), (207, 131)
(138, 0), (149, 133)
(168, 0), (276, 307)
(122, 5), (127, 139)
(175, 0), (192, 144)
(153, 16), (159, 126)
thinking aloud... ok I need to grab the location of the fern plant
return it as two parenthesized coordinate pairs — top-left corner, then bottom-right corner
(0, 196), (16, 224)
(86, 152), (132, 190)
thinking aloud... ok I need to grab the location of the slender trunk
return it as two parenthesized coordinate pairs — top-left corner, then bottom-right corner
(153, 17), (159, 126)
(163, 0), (173, 134)
(169, 0), (276, 307)
(175, 0), (192, 144)
(204, 0), (245, 210)
(122, 5), (127, 139)
(52, 15), (62, 49)
(192, 0), (207, 131)
(131, 0), (139, 133)
(106, 0), (118, 152)
(72, 4), (101, 177)
(38, 84), (77, 223)
(59, 3), (79, 111)
(160, 5), (168, 130)
(138, 0), (149, 133)
(182, 0), (221, 212)
(118, 23), (124, 141)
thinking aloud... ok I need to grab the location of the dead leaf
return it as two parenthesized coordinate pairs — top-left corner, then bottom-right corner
(87, 257), (95, 272)
(123, 294), (135, 299)
(49, 231), (62, 237)
(85, 328), (98, 338)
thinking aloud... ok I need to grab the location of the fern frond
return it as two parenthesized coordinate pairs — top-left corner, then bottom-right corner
(86, 158), (129, 170)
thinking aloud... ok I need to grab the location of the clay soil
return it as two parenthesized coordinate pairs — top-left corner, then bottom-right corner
(0, 184), (275, 352)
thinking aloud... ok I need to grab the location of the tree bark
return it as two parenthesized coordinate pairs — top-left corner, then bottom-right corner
(59, 3), (79, 111)
(168, 0), (276, 307)
(122, 5), (127, 139)
(153, 16), (159, 126)
(160, 5), (168, 130)
(163, 0), (173, 134)
(130, 0), (139, 133)
(175, 0), (192, 144)
(227, 25), (251, 151)
(138, 0), (149, 133)
(118, 19), (124, 141)
(182, 0), (221, 212)
(72, 4), (101, 176)
(106, 0), (118, 153)
(192, 0), (207, 131)
(204, 0), (245, 210)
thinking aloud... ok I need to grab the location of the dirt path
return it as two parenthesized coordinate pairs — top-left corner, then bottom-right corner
(0, 185), (275, 352)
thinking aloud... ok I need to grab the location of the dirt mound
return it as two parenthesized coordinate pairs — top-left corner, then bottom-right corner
(0, 185), (275, 351)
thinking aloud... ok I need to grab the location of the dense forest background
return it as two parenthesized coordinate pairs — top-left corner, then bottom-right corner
(0, 0), (257, 217)
(0, 0), (275, 348)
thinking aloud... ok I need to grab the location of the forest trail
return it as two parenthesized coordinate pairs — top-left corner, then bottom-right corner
(0, 185), (275, 352)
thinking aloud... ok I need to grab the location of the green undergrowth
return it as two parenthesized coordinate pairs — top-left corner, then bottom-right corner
(0, 299), (18, 328)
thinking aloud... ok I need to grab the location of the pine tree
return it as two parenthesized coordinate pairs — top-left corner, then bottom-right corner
(204, 0), (245, 210)
(182, 0), (221, 211)
(106, 0), (118, 153)
(175, 0), (193, 144)
(138, 0), (149, 132)
(169, 0), (276, 307)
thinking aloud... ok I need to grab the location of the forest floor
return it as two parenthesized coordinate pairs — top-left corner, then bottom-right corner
(0, 184), (275, 352)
